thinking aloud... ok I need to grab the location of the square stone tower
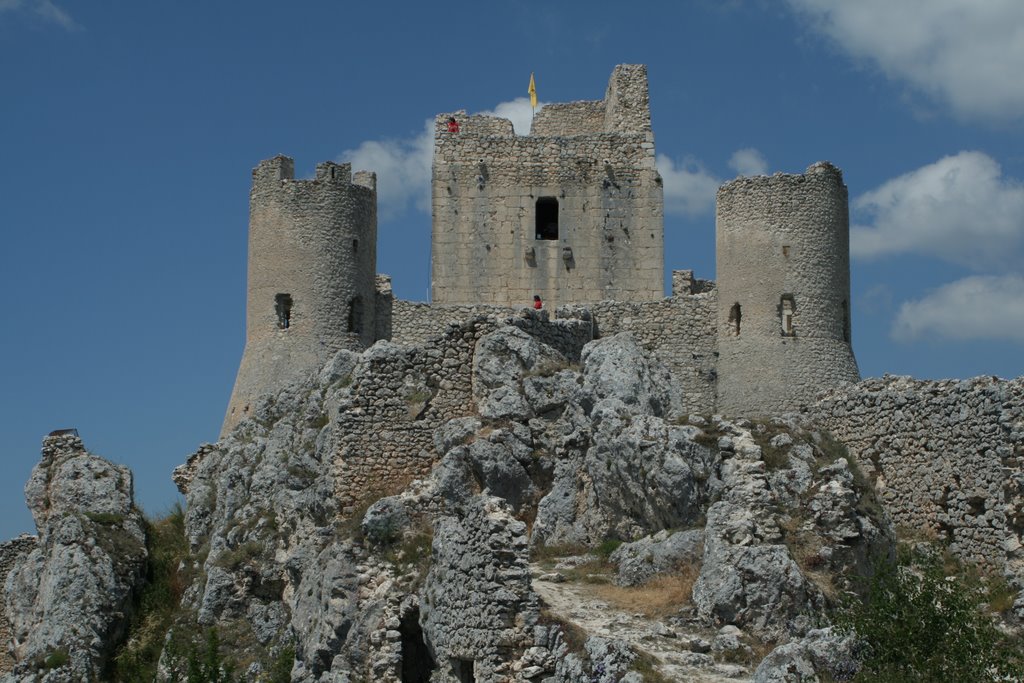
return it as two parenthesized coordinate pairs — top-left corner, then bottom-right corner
(431, 64), (664, 307)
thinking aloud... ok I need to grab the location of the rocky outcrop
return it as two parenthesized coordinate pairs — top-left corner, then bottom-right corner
(3, 434), (147, 682)
(692, 420), (892, 639)
(0, 323), (907, 681)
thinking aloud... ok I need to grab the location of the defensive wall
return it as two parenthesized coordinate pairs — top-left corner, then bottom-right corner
(333, 310), (593, 513)
(813, 375), (1024, 584)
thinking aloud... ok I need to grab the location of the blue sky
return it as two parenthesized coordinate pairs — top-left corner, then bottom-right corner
(1, 1), (1022, 540)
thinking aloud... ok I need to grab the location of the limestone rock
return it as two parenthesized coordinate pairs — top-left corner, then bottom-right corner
(753, 628), (859, 682)
(581, 332), (681, 419)
(610, 529), (704, 587)
(3, 434), (147, 682)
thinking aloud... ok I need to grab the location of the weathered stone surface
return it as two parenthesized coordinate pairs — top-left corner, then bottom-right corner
(581, 332), (681, 419)
(753, 628), (859, 682)
(610, 529), (704, 587)
(421, 495), (536, 683)
(3, 434), (147, 683)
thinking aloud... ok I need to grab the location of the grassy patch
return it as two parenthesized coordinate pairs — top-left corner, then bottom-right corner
(214, 541), (264, 571)
(41, 648), (69, 670)
(594, 566), (699, 618)
(630, 649), (671, 683)
(530, 542), (591, 568)
(85, 511), (126, 525)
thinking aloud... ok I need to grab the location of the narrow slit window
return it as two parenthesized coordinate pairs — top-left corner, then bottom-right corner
(535, 197), (559, 240)
(274, 293), (292, 329)
(728, 302), (741, 336)
(347, 296), (363, 334)
(352, 238), (359, 253)
(780, 295), (795, 336)
(842, 300), (850, 343)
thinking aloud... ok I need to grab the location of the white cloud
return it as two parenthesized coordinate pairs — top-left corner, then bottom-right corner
(478, 97), (543, 135)
(728, 148), (768, 176)
(892, 275), (1024, 343)
(851, 151), (1024, 271)
(656, 154), (721, 217)
(342, 120), (434, 221)
(0, 0), (78, 29)
(786, 0), (1024, 122)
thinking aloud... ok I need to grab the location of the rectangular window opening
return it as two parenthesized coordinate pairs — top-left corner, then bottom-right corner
(728, 302), (741, 336)
(274, 293), (293, 329)
(780, 295), (795, 337)
(347, 296), (363, 334)
(535, 197), (559, 240)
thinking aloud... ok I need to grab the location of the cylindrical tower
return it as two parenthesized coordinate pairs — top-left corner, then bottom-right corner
(222, 155), (377, 435)
(715, 162), (859, 416)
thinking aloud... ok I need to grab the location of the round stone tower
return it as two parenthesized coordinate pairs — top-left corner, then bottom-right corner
(715, 162), (859, 416)
(222, 155), (377, 435)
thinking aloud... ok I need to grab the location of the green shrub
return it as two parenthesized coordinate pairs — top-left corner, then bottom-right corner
(42, 648), (69, 670)
(85, 511), (126, 525)
(110, 503), (191, 681)
(836, 555), (1024, 682)
(267, 645), (295, 683)
(185, 628), (236, 683)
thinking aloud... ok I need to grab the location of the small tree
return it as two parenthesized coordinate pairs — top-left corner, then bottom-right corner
(836, 555), (1023, 682)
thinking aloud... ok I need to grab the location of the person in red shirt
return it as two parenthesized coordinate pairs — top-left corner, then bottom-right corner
(447, 117), (460, 133)
(533, 295), (543, 310)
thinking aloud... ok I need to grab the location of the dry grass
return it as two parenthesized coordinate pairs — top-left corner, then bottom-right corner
(594, 567), (699, 618)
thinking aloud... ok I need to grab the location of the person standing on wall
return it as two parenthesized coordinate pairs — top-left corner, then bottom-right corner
(533, 295), (543, 310)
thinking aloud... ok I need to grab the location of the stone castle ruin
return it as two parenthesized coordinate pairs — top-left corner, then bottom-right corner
(223, 64), (859, 434)
(3, 64), (1023, 683)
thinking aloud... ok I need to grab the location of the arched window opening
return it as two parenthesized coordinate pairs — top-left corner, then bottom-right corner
(352, 238), (359, 253)
(535, 197), (559, 240)
(274, 293), (293, 329)
(780, 295), (795, 337)
(347, 296), (363, 334)
(728, 303), (741, 336)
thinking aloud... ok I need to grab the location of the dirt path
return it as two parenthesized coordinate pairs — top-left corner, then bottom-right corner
(531, 564), (754, 682)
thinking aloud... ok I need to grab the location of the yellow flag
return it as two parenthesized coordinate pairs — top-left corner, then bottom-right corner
(528, 72), (537, 109)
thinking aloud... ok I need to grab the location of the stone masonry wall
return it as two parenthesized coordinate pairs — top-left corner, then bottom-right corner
(0, 535), (36, 675)
(813, 375), (1024, 582)
(588, 274), (718, 414)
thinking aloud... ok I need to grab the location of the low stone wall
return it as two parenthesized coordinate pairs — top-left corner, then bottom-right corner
(333, 311), (593, 513)
(0, 535), (37, 675)
(813, 375), (1024, 580)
